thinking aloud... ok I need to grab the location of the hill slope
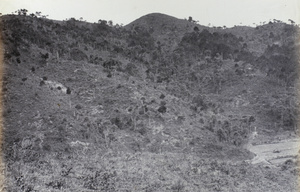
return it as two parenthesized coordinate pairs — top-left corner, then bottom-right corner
(0, 13), (299, 191)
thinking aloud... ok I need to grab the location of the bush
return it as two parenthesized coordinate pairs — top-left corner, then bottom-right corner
(124, 62), (138, 76)
(66, 87), (71, 94)
(217, 129), (226, 142)
(70, 48), (87, 61)
(103, 59), (121, 70)
(192, 95), (207, 111)
(157, 106), (167, 113)
(159, 93), (165, 99)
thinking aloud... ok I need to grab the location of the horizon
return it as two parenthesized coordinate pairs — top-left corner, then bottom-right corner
(0, 0), (299, 27)
(1, 11), (298, 28)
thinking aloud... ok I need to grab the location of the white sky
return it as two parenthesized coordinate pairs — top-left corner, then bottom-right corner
(0, 0), (299, 27)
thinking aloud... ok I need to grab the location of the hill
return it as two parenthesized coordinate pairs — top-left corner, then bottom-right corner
(0, 13), (299, 191)
(126, 13), (209, 55)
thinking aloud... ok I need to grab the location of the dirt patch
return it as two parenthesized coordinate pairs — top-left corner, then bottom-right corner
(248, 138), (299, 165)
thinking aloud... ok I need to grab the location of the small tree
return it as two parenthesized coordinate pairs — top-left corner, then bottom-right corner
(98, 19), (107, 25)
(36, 11), (41, 17)
(193, 26), (199, 32)
(17, 9), (28, 16)
(288, 19), (295, 25)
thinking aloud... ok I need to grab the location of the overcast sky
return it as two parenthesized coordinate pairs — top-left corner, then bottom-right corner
(1, 0), (299, 27)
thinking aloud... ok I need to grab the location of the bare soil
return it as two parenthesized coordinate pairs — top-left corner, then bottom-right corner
(248, 138), (299, 165)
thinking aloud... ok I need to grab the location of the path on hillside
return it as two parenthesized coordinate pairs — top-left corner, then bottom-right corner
(247, 138), (299, 165)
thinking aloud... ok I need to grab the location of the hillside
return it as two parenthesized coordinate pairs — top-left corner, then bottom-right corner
(0, 13), (299, 191)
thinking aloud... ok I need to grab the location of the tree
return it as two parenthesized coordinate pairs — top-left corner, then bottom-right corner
(188, 16), (197, 23)
(288, 19), (295, 25)
(66, 17), (76, 26)
(193, 26), (199, 32)
(273, 19), (282, 23)
(17, 9), (28, 16)
(98, 19), (107, 25)
(36, 11), (41, 17)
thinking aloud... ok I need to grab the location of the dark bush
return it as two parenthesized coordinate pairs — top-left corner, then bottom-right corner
(235, 68), (244, 76)
(70, 48), (88, 61)
(39, 81), (45, 86)
(192, 95), (207, 110)
(217, 129), (226, 142)
(103, 59), (121, 70)
(66, 87), (71, 94)
(110, 117), (122, 129)
(249, 116), (256, 123)
(159, 93), (165, 99)
(4, 53), (11, 59)
(124, 62), (138, 76)
(40, 52), (49, 59)
(11, 49), (20, 57)
(157, 106), (167, 113)
(75, 104), (82, 110)
(160, 101), (166, 106)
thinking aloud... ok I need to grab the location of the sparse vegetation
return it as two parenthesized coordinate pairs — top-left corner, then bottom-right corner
(0, 11), (299, 191)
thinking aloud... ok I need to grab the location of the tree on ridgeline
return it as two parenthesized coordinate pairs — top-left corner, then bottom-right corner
(17, 9), (28, 16)
(288, 19), (295, 25)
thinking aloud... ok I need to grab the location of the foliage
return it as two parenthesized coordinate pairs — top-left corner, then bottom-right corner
(1, 12), (299, 192)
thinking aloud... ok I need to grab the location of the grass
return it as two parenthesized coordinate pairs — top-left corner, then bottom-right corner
(1, 14), (299, 191)
(4, 148), (298, 191)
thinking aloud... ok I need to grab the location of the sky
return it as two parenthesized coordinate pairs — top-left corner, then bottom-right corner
(0, 0), (299, 27)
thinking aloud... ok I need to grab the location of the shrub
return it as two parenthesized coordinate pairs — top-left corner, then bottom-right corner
(159, 93), (165, 99)
(217, 129), (226, 142)
(39, 80), (45, 86)
(124, 62), (138, 76)
(66, 87), (71, 94)
(157, 106), (167, 113)
(192, 95), (207, 111)
(103, 59), (121, 70)
(171, 180), (185, 191)
(70, 48), (87, 61)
